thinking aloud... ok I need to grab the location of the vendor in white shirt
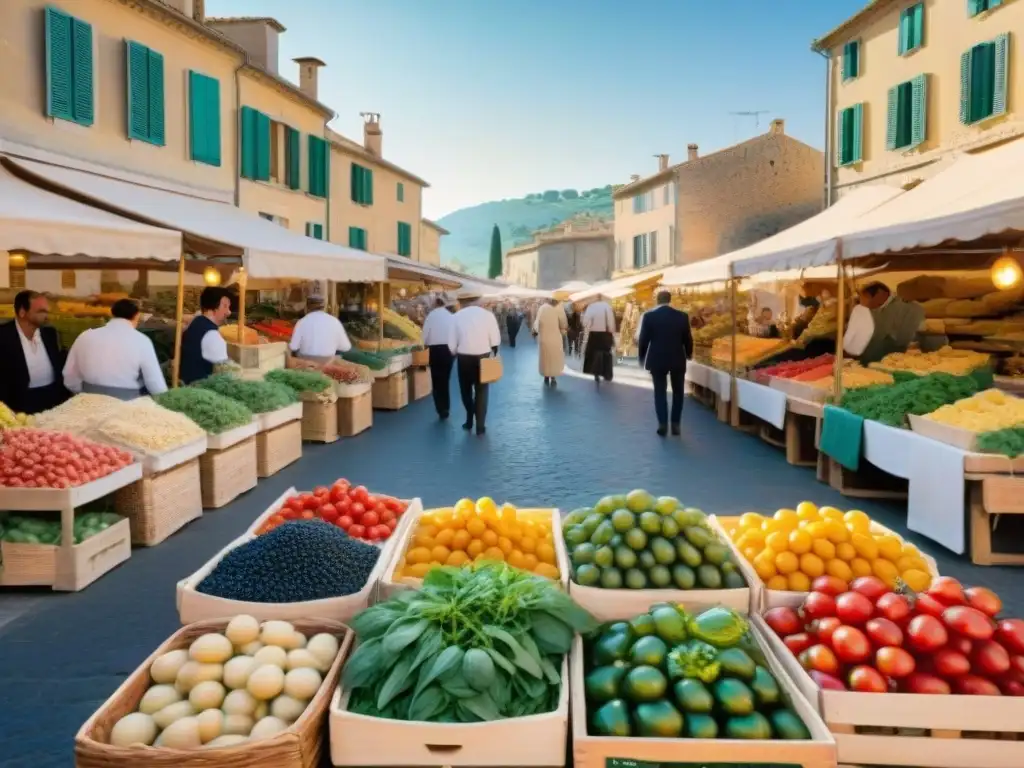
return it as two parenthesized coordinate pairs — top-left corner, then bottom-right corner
(582, 294), (616, 383)
(450, 290), (501, 435)
(63, 299), (167, 400)
(288, 297), (352, 364)
(843, 282), (925, 366)
(421, 297), (457, 420)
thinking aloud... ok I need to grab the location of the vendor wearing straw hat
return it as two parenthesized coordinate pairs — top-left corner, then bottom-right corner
(582, 293), (616, 383)
(450, 288), (501, 435)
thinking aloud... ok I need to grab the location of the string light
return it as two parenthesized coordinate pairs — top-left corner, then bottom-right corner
(991, 253), (1023, 290)
(203, 266), (221, 286)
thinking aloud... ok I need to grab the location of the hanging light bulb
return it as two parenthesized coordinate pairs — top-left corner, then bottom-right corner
(203, 266), (221, 286)
(8, 254), (27, 268)
(991, 252), (1023, 291)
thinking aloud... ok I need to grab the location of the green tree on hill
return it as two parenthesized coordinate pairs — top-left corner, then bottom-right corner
(561, 189), (579, 199)
(488, 224), (503, 279)
(542, 190), (561, 202)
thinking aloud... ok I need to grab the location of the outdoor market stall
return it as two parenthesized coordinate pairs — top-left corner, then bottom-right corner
(570, 267), (668, 359)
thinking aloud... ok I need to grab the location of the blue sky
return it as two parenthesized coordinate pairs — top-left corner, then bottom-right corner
(206, 0), (865, 218)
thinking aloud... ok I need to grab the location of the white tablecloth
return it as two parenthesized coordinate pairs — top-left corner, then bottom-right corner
(735, 378), (787, 430)
(685, 362), (732, 402)
(862, 421), (919, 479)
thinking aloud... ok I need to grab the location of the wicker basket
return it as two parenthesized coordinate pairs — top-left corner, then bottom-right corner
(337, 392), (372, 437)
(301, 401), (339, 443)
(113, 459), (203, 546)
(407, 367), (432, 401)
(199, 437), (258, 509)
(257, 420), (303, 477)
(410, 348), (429, 367)
(74, 618), (352, 768)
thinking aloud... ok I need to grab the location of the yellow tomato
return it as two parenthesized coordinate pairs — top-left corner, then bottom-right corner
(482, 546), (505, 562)
(742, 546), (761, 562)
(454, 498), (476, 517)
(844, 510), (871, 533)
(497, 536), (514, 555)
(406, 546), (431, 565)
(519, 536), (538, 554)
(412, 533), (436, 550)
(507, 550), (526, 569)
(766, 531), (789, 553)
(851, 533), (879, 560)
(476, 497), (498, 517)
(897, 555), (928, 574)
(522, 553), (539, 571)
(466, 540), (485, 558)
(825, 558), (853, 582)
(753, 554), (777, 580)
(819, 506), (844, 522)
(812, 538), (836, 560)
(902, 569), (931, 592)
(481, 530), (499, 547)
(799, 553), (825, 578)
(795, 501), (820, 521)
(431, 545), (451, 564)
(451, 530), (472, 551)
(787, 572), (812, 591)
(835, 542), (857, 562)
(465, 518), (487, 537)
(775, 551), (799, 575)
(774, 509), (799, 530)
(435, 529), (455, 547)
(536, 541), (557, 565)
(534, 562), (560, 580)
(825, 521), (850, 544)
(850, 557), (873, 578)
(872, 559), (899, 588)
(788, 530), (812, 555)
(876, 535), (903, 562)
(761, 519), (782, 534)
(418, 525), (438, 539)
(739, 512), (764, 530)
(500, 502), (518, 521)
(407, 562), (432, 578)
(446, 550), (470, 566)
(766, 575), (789, 590)
(805, 521), (830, 540)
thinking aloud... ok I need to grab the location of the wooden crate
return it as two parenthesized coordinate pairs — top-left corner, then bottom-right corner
(199, 436), (258, 509)
(407, 366), (432, 401)
(411, 347), (429, 367)
(257, 419), (303, 477)
(372, 371), (409, 410)
(301, 400), (339, 443)
(968, 474), (1024, 566)
(113, 459), (203, 546)
(338, 392), (373, 436)
(226, 340), (287, 372)
(821, 457), (909, 500)
(786, 397), (822, 467)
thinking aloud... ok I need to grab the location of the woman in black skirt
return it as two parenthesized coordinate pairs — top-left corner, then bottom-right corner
(582, 296), (615, 382)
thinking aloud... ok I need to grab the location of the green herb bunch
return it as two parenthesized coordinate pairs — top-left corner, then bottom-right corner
(265, 368), (333, 395)
(191, 373), (298, 413)
(839, 372), (979, 427)
(977, 427), (1024, 458)
(153, 387), (253, 433)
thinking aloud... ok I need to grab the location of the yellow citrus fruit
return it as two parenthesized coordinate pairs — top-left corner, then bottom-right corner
(788, 529), (812, 555)
(851, 533), (879, 560)
(844, 510), (871, 533)
(454, 498), (476, 516)
(826, 558), (853, 582)
(812, 539), (836, 560)
(796, 501), (820, 521)
(836, 542), (857, 561)
(766, 531), (790, 553)
(872, 559), (899, 588)
(431, 545), (451, 564)
(466, 540), (484, 558)
(820, 506), (844, 521)
(774, 509), (800, 530)
(799, 553), (825, 578)
(534, 562), (560, 579)
(742, 546), (761, 562)
(850, 557), (873, 578)
(507, 550), (526, 569)
(446, 550), (470, 566)
(536, 541), (556, 565)
(739, 512), (764, 530)
(766, 575), (790, 590)
(787, 572), (812, 591)
(451, 530), (472, 551)
(753, 554), (777, 580)
(901, 569), (931, 592)
(522, 553), (539, 571)
(876, 535), (903, 562)
(775, 551), (799, 575)
(434, 528), (455, 547)
(482, 546), (505, 562)
(407, 562), (432, 578)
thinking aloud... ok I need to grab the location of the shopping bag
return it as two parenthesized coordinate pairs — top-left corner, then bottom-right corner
(480, 356), (503, 384)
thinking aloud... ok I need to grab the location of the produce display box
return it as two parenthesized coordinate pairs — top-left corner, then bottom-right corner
(114, 458), (203, 546)
(372, 372), (409, 411)
(100, 436), (208, 476)
(770, 376), (830, 404)
(570, 629), (836, 768)
(227, 340), (287, 372)
(785, 397), (824, 468)
(388, 352), (413, 373)
(907, 413), (981, 452)
(968, 474), (1024, 566)
(337, 392), (373, 437)
(205, 420), (259, 451)
(329, 655), (569, 767)
(335, 382), (372, 399)
(257, 402), (304, 432)
(411, 348), (430, 367)
(176, 487), (422, 623)
(379, 506), (571, 601)
(257, 420), (303, 478)
(301, 400), (339, 444)
(74, 617), (352, 768)
(199, 436), (258, 509)
(753, 613), (1024, 767)
(407, 366), (432, 401)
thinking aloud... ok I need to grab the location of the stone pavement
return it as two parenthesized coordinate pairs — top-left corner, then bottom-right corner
(0, 339), (1019, 766)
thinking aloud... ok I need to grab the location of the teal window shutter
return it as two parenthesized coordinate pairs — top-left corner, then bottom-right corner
(350, 164), (373, 204)
(898, 13), (908, 55)
(350, 164), (360, 202)
(911, 4), (924, 51)
(71, 17), (94, 125)
(397, 222), (411, 256)
(348, 226), (366, 250)
(898, 5), (923, 55)
(836, 108), (846, 166)
(188, 71), (220, 166)
(363, 167), (374, 205)
(314, 223), (324, 240)
(852, 103), (864, 163)
(842, 41), (859, 81)
(959, 51), (972, 124)
(127, 42), (149, 141)
(240, 106), (256, 179)
(993, 33), (1009, 117)
(307, 136), (327, 197)
(45, 8), (94, 126)
(286, 127), (300, 189)
(397, 182), (405, 202)
(968, 0), (982, 16)
(885, 87), (899, 150)
(147, 49), (165, 146)
(254, 110), (271, 181)
(910, 74), (928, 148)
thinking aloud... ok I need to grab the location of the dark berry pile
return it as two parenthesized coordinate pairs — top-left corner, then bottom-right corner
(197, 520), (380, 602)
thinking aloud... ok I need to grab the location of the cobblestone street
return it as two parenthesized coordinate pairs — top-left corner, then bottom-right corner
(0, 340), (1019, 766)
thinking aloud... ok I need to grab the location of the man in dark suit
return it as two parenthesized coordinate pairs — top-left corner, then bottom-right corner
(0, 290), (69, 414)
(638, 290), (694, 437)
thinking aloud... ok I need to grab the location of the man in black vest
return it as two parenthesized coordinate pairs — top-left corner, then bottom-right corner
(638, 291), (694, 437)
(180, 287), (233, 384)
(0, 291), (69, 413)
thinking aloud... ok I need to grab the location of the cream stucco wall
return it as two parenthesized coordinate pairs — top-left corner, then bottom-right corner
(419, 222), (444, 266)
(0, 0), (239, 199)
(613, 180), (677, 272)
(504, 249), (539, 288)
(827, 0), (1024, 196)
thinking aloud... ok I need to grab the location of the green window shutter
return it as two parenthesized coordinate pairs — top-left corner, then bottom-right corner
(852, 103), (864, 162)
(397, 222), (411, 256)
(967, 0), (983, 16)
(147, 49), (165, 145)
(885, 87), (899, 150)
(286, 128), (300, 189)
(71, 18), (94, 125)
(307, 136), (328, 197)
(348, 226), (366, 250)
(959, 50), (972, 124)
(911, 4), (924, 51)
(836, 108), (847, 165)
(910, 74), (928, 148)
(898, 12), (908, 55)
(189, 72), (220, 166)
(970, 43), (995, 122)
(126, 42), (149, 141)
(397, 182), (404, 202)
(314, 223), (324, 240)
(254, 110), (271, 181)
(45, 8), (73, 121)
(363, 167), (374, 205)
(240, 106), (256, 179)
(350, 164), (361, 203)
(993, 33), (1009, 117)
(842, 41), (858, 80)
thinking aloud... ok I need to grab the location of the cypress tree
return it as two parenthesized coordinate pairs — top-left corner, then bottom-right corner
(488, 224), (503, 279)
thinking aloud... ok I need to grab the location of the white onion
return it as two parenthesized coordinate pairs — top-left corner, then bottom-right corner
(139, 684), (181, 715)
(109, 712), (157, 747)
(283, 668), (321, 701)
(150, 650), (189, 685)
(225, 615), (260, 647)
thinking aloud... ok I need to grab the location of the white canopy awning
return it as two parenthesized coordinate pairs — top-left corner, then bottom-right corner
(0, 163), (180, 261)
(556, 280), (591, 293)
(841, 137), (1024, 261)
(486, 285), (552, 299)
(570, 268), (667, 301)
(8, 158), (386, 283)
(386, 258), (461, 287)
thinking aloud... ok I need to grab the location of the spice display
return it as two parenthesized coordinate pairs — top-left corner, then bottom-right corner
(0, 401), (33, 429)
(197, 520), (380, 603)
(838, 372), (979, 427)
(0, 510), (122, 544)
(393, 498), (560, 580)
(106, 617), (340, 748)
(340, 350), (388, 371)
(711, 336), (790, 368)
(193, 374), (298, 413)
(976, 427), (1024, 458)
(869, 346), (990, 376)
(0, 429), (134, 488)
(564, 491), (745, 591)
(343, 562), (596, 722)
(34, 393), (124, 435)
(723, 503), (932, 592)
(586, 604), (811, 739)
(753, 355), (835, 383)
(264, 369), (337, 404)
(806, 365), (894, 391)
(256, 479), (408, 542)
(924, 389), (1024, 432)
(95, 399), (206, 453)
(153, 388), (254, 434)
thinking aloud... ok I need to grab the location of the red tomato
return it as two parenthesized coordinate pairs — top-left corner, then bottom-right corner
(865, 617), (903, 647)
(336, 496), (352, 513)
(336, 514), (354, 530)
(812, 617), (843, 646)
(286, 497), (304, 512)
(999, 680), (1024, 697)
(303, 495), (321, 511)
(1011, 655), (1024, 677)
(836, 592), (874, 625)
(996, 619), (1024, 655)
(971, 639), (1010, 677)
(875, 593), (912, 625)
(362, 511), (380, 528)
(906, 615), (948, 652)
(314, 485), (330, 498)
(932, 648), (971, 677)
(964, 587), (1002, 618)
(765, 607), (802, 637)
(351, 485), (370, 503)
(902, 673), (951, 695)
(811, 576), (849, 597)
(301, 510), (315, 520)
(913, 593), (947, 618)
(319, 503), (338, 522)
(384, 517), (398, 531)
(848, 665), (888, 693)
(350, 502), (366, 518)
(348, 524), (366, 539)
(850, 577), (888, 602)
(832, 626), (872, 663)
(876, 646), (915, 678)
(809, 670), (847, 691)
(928, 577), (967, 607)
(942, 606), (995, 641)
(952, 675), (1001, 696)
(801, 592), (837, 621)
(375, 524), (392, 540)
(799, 644), (840, 676)
(365, 525), (381, 541)
(330, 485), (347, 504)
(783, 633), (815, 656)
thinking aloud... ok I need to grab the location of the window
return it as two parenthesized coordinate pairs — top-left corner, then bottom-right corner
(669, 225), (676, 263)
(632, 234), (651, 269)
(396, 222), (412, 257)
(836, 103), (864, 166)
(305, 222), (324, 240)
(899, 3), (924, 55)
(632, 190), (655, 214)
(241, 106), (271, 180)
(351, 164), (373, 205)
(126, 41), (164, 145)
(649, 231), (658, 264)
(259, 212), (274, 220)
(188, 71), (220, 166)
(61, 269), (76, 289)
(960, 34), (1010, 125)
(349, 226), (368, 250)
(968, 0), (1004, 17)
(397, 182), (405, 202)
(662, 184), (670, 206)
(44, 7), (93, 126)
(307, 135), (329, 198)
(285, 126), (300, 190)
(842, 40), (860, 81)
(886, 75), (927, 151)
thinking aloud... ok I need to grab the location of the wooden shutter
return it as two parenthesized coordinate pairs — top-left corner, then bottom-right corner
(836, 109), (847, 165)
(885, 86), (899, 150)
(852, 103), (864, 162)
(397, 182), (404, 202)
(911, 4), (924, 51)
(993, 33), (1009, 117)
(254, 110), (271, 181)
(362, 167), (374, 205)
(350, 165), (361, 202)
(286, 128), (300, 189)
(910, 74), (928, 148)
(189, 72), (220, 166)
(959, 51), (972, 124)
(240, 106), (256, 179)
(147, 49), (165, 145)
(45, 8), (73, 121)
(127, 42), (149, 140)
(307, 136), (328, 197)
(71, 17), (94, 125)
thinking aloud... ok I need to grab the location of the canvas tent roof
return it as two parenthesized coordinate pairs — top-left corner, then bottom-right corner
(570, 267), (667, 301)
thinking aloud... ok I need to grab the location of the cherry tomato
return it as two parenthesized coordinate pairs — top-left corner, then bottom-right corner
(914, 593), (947, 618)
(350, 502), (366, 518)
(375, 524), (392, 540)
(330, 485), (347, 504)
(999, 680), (1024, 697)
(971, 639), (1010, 677)
(801, 592), (837, 621)
(365, 525), (381, 541)
(301, 510), (315, 520)
(848, 665), (888, 693)
(361, 511), (380, 528)
(964, 587), (1002, 618)
(865, 617), (903, 647)
(932, 648), (971, 677)
(303, 495), (321, 511)
(875, 593), (912, 624)
(351, 485), (370, 503)
(809, 670), (847, 691)
(907, 615), (948, 652)
(850, 576), (888, 602)
(942, 606), (995, 641)
(314, 485), (330, 498)
(902, 673), (951, 695)
(319, 503), (339, 522)
(952, 675), (1001, 696)
(336, 515), (354, 530)
(1011, 655), (1024, 677)
(765, 607), (802, 637)
(832, 626), (872, 664)
(996, 619), (1024, 655)
(876, 646), (915, 678)
(348, 524), (366, 539)
(811, 575), (849, 597)
(928, 576), (967, 607)
(799, 644), (840, 676)
(836, 592), (874, 625)
(783, 633), (815, 656)
(947, 635), (973, 656)
(385, 517), (398, 531)
(812, 617), (843, 646)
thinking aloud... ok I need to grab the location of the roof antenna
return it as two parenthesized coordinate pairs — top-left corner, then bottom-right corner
(729, 110), (769, 132)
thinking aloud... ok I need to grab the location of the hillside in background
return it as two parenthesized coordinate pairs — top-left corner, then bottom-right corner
(437, 186), (615, 276)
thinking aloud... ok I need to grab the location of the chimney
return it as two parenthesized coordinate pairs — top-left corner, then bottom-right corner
(687, 144), (699, 161)
(361, 113), (382, 155)
(205, 17), (285, 75)
(656, 154), (669, 172)
(770, 118), (785, 135)
(294, 57), (325, 101)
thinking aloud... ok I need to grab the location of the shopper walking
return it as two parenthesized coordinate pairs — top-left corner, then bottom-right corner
(566, 305), (584, 357)
(533, 298), (567, 387)
(638, 290), (694, 437)
(505, 305), (523, 347)
(451, 291), (501, 435)
(421, 297), (456, 419)
(0, 290), (68, 414)
(582, 294), (616, 383)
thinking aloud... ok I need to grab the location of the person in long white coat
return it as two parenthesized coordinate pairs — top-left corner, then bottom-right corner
(533, 299), (568, 387)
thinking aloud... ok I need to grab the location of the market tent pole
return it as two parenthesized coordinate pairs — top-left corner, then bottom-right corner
(378, 281), (385, 353)
(171, 252), (186, 388)
(834, 248), (846, 401)
(236, 268), (247, 343)
(729, 274), (738, 422)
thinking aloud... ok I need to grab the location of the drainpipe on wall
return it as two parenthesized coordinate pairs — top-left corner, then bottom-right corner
(325, 120), (333, 243)
(233, 54), (249, 207)
(816, 47), (833, 208)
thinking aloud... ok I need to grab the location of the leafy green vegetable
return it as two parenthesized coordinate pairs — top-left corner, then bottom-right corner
(191, 373), (297, 413)
(154, 387), (253, 434)
(0, 511), (122, 545)
(977, 426), (1024, 458)
(265, 368), (333, 395)
(667, 639), (722, 683)
(839, 372), (979, 427)
(340, 349), (388, 371)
